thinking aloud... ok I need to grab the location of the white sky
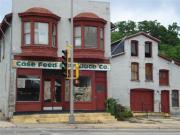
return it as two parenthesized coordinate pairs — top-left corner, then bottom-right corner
(0, 0), (180, 27)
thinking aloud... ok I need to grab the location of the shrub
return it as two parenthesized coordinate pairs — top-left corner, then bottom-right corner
(106, 98), (133, 121)
(105, 98), (117, 115)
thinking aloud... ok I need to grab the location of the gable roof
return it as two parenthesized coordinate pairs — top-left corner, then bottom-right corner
(111, 32), (161, 58)
(125, 31), (161, 43)
(158, 54), (180, 67)
(0, 13), (12, 39)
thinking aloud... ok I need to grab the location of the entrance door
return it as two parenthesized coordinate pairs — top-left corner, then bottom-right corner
(161, 90), (170, 113)
(96, 72), (107, 111)
(43, 76), (62, 110)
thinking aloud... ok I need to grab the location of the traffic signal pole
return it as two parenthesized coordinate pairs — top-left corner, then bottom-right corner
(69, 0), (75, 124)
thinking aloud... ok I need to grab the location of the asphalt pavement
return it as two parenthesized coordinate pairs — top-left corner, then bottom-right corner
(0, 128), (180, 135)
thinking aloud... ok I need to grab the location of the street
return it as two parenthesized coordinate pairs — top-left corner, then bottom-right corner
(0, 128), (180, 135)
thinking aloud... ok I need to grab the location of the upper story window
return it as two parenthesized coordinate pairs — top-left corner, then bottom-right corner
(145, 41), (152, 58)
(172, 90), (179, 107)
(74, 26), (104, 50)
(131, 40), (138, 57)
(34, 22), (48, 45)
(73, 12), (106, 60)
(84, 26), (97, 48)
(74, 12), (106, 51)
(145, 63), (153, 81)
(159, 69), (169, 86)
(131, 62), (139, 81)
(24, 22), (31, 45)
(18, 7), (60, 57)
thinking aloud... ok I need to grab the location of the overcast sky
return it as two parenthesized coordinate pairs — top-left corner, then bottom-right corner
(0, 0), (180, 27)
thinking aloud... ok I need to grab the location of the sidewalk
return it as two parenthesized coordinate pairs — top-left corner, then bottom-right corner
(1, 117), (180, 129)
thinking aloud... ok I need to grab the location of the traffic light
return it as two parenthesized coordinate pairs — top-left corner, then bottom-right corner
(62, 49), (68, 78)
(75, 63), (79, 79)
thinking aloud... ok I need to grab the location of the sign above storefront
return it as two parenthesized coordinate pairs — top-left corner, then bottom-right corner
(12, 60), (110, 71)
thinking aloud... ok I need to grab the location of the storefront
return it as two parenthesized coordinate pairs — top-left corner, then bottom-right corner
(13, 60), (110, 112)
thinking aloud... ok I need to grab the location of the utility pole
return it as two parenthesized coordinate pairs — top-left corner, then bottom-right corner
(69, 0), (75, 124)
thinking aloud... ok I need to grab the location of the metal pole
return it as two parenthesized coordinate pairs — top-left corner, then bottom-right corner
(69, 0), (75, 124)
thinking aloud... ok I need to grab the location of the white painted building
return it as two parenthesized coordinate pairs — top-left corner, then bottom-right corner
(110, 32), (180, 114)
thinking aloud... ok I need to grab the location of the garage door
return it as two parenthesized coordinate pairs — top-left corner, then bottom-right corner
(130, 89), (154, 112)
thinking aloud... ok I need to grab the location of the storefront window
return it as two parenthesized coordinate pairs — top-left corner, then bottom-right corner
(74, 76), (92, 102)
(17, 75), (40, 101)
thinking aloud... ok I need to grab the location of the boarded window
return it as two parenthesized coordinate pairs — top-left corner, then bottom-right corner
(159, 70), (169, 86)
(172, 90), (179, 107)
(145, 63), (153, 81)
(131, 62), (139, 81)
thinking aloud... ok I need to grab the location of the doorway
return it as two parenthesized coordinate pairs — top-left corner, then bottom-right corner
(43, 75), (62, 111)
(161, 90), (170, 113)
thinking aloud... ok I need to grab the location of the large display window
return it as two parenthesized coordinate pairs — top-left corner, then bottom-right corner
(17, 75), (40, 101)
(65, 74), (92, 102)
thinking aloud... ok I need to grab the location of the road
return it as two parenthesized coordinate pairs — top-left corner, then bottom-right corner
(0, 128), (180, 135)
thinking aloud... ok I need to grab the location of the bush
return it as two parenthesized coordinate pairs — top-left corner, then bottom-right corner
(106, 98), (133, 121)
(105, 98), (117, 115)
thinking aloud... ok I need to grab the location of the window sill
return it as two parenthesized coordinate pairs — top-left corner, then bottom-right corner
(159, 84), (170, 87)
(131, 80), (140, 82)
(145, 80), (154, 82)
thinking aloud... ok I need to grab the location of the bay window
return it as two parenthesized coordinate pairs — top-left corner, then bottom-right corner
(84, 26), (97, 48)
(74, 26), (104, 50)
(74, 27), (81, 48)
(24, 22), (31, 45)
(19, 7), (60, 57)
(100, 28), (104, 49)
(34, 22), (48, 45)
(52, 24), (57, 48)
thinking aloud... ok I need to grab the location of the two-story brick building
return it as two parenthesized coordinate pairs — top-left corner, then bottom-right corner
(0, 0), (111, 118)
(110, 32), (180, 114)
